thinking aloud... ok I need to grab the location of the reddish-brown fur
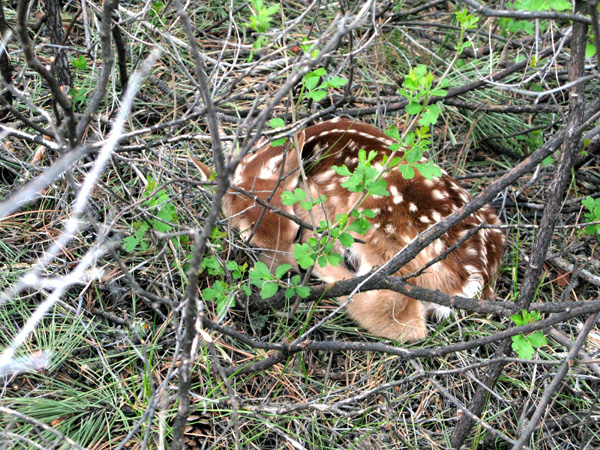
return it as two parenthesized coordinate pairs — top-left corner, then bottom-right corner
(210, 118), (504, 342)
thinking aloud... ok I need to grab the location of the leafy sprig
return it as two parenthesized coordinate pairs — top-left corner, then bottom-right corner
(510, 310), (548, 359)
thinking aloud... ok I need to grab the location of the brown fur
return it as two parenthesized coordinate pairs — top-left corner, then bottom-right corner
(199, 118), (504, 342)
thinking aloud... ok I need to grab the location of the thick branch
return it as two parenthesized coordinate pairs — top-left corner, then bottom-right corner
(451, 2), (591, 444)
(16, 0), (77, 145)
(77, 0), (116, 138)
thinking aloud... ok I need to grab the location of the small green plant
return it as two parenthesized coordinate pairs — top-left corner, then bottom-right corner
(499, 0), (568, 36)
(246, 0), (279, 33)
(454, 8), (479, 55)
(332, 149), (389, 196)
(300, 67), (348, 102)
(245, 0), (279, 57)
(149, 0), (165, 27)
(399, 64), (448, 127)
(281, 188), (326, 211)
(581, 196), (600, 241)
(69, 55), (89, 110)
(197, 227), (251, 315)
(70, 55), (88, 71)
(202, 260), (250, 315)
(123, 178), (178, 252)
(268, 117), (287, 146)
(514, 0), (571, 12)
(510, 310), (548, 359)
(70, 87), (88, 109)
(515, 128), (544, 155)
(384, 126), (442, 180)
(299, 38), (320, 58)
(248, 262), (309, 299)
(586, 34), (596, 58)
(290, 210), (374, 270)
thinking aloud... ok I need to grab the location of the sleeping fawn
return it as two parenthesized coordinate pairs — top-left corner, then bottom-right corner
(201, 118), (504, 342)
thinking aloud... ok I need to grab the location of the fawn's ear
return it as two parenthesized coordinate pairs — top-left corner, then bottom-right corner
(190, 155), (214, 181)
(295, 129), (306, 153)
(281, 129), (306, 176)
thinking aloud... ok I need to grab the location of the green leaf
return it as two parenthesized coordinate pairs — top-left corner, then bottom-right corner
(398, 164), (415, 179)
(366, 178), (389, 197)
(527, 331), (547, 348)
(430, 86), (448, 97)
(281, 188), (307, 206)
(419, 103), (442, 127)
(249, 261), (274, 286)
(295, 286), (310, 298)
(275, 264), (292, 279)
(241, 285), (252, 296)
(271, 137), (287, 146)
(414, 160), (443, 180)
(547, 0), (572, 11)
(326, 252), (343, 267)
(406, 102), (423, 115)
(404, 147), (422, 164)
(323, 76), (348, 88)
(362, 209), (377, 218)
(332, 165), (352, 176)
(299, 200), (311, 210)
(226, 261), (245, 280)
(384, 126), (401, 141)
(511, 311), (526, 326)
(123, 236), (140, 252)
(152, 219), (172, 233)
(542, 156), (554, 167)
(70, 55), (88, 70)
(582, 196), (597, 212)
(347, 217), (371, 234)
(294, 243), (316, 269)
(338, 232), (354, 248)
(202, 288), (217, 301)
(216, 297), (234, 316)
(306, 89), (327, 101)
(511, 334), (534, 359)
(201, 254), (222, 276)
(269, 117), (285, 128)
(303, 68), (326, 91)
(266, 4), (279, 15)
(260, 282), (279, 299)
(586, 42), (596, 59)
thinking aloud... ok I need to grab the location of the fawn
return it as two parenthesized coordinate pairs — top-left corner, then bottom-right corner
(201, 118), (504, 342)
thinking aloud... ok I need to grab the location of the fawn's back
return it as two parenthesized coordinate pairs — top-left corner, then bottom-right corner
(224, 118), (504, 342)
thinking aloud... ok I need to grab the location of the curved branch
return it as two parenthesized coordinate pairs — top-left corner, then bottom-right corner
(77, 0), (116, 138)
(16, 0), (76, 145)
(463, 0), (591, 24)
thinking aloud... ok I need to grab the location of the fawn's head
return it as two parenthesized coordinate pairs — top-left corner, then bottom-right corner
(196, 129), (307, 272)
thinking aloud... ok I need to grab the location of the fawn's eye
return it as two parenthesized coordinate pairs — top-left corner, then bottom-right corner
(343, 249), (359, 273)
(293, 225), (303, 244)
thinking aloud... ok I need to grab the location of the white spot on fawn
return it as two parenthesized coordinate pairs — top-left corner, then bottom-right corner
(462, 275), (483, 298)
(390, 186), (403, 204)
(432, 190), (448, 200)
(267, 155), (283, 172)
